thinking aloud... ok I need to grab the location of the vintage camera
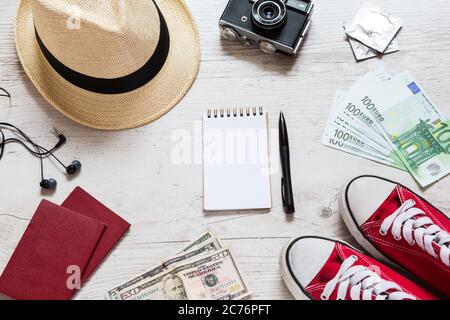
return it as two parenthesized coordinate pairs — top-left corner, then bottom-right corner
(219, 0), (314, 55)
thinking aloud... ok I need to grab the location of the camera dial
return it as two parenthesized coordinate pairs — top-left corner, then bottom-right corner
(220, 26), (239, 40)
(259, 41), (277, 54)
(251, 0), (287, 29)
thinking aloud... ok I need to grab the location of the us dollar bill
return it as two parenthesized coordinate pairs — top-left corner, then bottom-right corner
(115, 248), (251, 300)
(178, 229), (223, 254)
(105, 231), (223, 300)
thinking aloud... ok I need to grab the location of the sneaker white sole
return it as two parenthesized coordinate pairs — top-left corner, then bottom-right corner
(280, 236), (358, 300)
(279, 241), (311, 300)
(339, 179), (401, 270)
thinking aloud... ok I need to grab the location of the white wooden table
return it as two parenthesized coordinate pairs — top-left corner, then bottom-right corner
(1, 0), (449, 300)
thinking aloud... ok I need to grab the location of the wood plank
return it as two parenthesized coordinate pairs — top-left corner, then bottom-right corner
(0, 0), (449, 300)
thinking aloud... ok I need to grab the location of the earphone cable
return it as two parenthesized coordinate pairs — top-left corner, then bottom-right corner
(0, 122), (61, 156)
(0, 127), (46, 180)
(0, 128), (5, 160)
(0, 90), (80, 189)
(0, 87), (11, 100)
(1, 137), (66, 168)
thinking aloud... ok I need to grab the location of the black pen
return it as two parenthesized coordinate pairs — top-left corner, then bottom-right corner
(279, 112), (295, 214)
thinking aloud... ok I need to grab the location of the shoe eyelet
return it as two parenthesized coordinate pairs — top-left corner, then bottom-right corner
(321, 294), (328, 300)
(394, 235), (402, 241)
(379, 229), (387, 236)
(408, 240), (415, 246)
(350, 255), (358, 261)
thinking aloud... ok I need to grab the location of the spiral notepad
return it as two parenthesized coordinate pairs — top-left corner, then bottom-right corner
(203, 108), (272, 211)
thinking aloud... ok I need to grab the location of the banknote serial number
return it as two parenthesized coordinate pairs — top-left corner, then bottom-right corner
(178, 304), (271, 317)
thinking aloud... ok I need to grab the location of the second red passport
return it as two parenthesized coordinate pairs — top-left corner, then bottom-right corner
(0, 187), (130, 300)
(62, 187), (131, 282)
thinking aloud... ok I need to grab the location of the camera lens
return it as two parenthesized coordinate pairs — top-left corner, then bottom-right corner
(252, 0), (287, 29)
(260, 4), (279, 20)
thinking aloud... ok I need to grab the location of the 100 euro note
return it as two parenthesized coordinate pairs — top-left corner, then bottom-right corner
(115, 248), (251, 300)
(105, 230), (224, 300)
(325, 70), (424, 170)
(354, 70), (450, 187)
(378, 89), (450, 187)
(327, 91), (403, 159)
(330, 70), (396, 147)
(323, 89), (406, 170)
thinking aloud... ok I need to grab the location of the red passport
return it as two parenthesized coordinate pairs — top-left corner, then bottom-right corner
(61, 187), (131, 282)
(0, 200), (106, 300)
(0, 187), (130, 300)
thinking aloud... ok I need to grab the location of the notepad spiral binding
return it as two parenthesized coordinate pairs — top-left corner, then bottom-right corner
(207, 107), (264, 118)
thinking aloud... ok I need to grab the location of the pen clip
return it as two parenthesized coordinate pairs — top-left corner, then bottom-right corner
(281, 177), (286, 206)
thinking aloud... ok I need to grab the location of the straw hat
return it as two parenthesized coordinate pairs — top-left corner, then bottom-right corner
(15, 0), (200, 130)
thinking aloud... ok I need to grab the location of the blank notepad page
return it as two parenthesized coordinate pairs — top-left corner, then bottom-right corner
(203, 108), (272, 211)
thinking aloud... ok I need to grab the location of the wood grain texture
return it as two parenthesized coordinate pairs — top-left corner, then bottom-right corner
(0, 0), (449, 300)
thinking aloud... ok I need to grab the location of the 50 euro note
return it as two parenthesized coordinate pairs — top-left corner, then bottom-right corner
(105, 230), (224, 300)
(114, 248), (250, 300)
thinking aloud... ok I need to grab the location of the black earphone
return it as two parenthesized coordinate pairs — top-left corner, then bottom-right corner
(1, 87), (81, 190)
(0, 122), (82, 190)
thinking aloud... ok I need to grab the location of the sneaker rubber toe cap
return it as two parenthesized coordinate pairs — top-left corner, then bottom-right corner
(286, 237), (336, 288)
(345, 176), (397, 227)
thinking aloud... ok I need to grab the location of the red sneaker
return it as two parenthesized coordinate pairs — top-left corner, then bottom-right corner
(341, 175), (450, 298)
(280, 236), (437, 300)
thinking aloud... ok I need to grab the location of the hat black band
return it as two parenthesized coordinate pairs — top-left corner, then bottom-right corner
(34, 2), (170, 95)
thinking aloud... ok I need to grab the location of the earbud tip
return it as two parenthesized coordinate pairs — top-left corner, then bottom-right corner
(66, 160), (82, 175)
(72, 160), (82, 170)
(40, 179), (57, 190)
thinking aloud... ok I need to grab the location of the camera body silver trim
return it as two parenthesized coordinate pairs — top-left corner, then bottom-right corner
(219, 1), (313, 55)
(219, 18), (311, 55)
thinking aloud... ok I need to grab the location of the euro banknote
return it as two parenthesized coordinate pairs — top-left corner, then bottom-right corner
(347, 70), (450, 186)
(373, 72), (450, 186)
(323, 86), (407, 170)
(323, 69), (449, 186)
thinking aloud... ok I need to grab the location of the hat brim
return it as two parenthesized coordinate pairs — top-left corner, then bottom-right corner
(15, 0), (200, 130)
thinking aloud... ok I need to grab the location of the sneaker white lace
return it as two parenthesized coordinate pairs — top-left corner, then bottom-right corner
(321, 255), (416, 300)
(380, 199), (450, 267)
